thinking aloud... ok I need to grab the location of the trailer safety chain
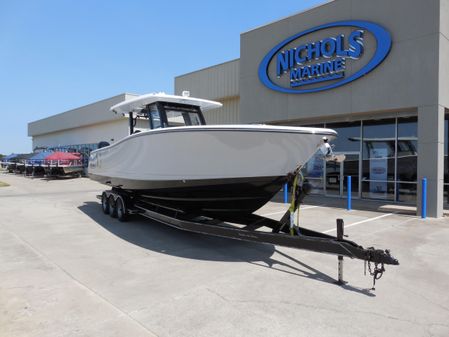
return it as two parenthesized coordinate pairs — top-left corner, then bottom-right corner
(364, 253), (386, 290)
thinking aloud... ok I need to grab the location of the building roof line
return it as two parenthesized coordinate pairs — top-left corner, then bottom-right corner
(240, 0), (334, 35)
(175, 58), (240, 79)
(29, 92), (139, 125)
(31, 117), (127, 137)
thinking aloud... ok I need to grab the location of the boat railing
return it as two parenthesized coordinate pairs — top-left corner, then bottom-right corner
(25, 159), (46, 166)
(43, 159), (83, 167)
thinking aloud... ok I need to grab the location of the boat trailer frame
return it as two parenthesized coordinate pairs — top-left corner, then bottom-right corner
(98, 188), (399, 289)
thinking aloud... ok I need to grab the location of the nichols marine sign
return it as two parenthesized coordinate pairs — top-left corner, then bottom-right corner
(258, 20), (392, 94)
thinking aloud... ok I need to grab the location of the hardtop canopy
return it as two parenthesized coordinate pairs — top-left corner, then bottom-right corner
(110, 93), (223, 115)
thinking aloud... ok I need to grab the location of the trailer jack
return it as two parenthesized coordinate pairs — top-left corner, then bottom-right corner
(281, 172), (398, 289)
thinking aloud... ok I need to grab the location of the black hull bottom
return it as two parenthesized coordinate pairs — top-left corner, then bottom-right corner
(89, 174), (286, 221)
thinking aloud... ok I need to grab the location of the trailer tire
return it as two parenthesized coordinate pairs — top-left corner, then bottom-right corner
(109, 196), (117, 218)
(101, 193), (110, 214)
(116, 197), (127, 222)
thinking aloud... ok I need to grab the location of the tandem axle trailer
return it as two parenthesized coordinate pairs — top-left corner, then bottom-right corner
(97, 186), (399, 289)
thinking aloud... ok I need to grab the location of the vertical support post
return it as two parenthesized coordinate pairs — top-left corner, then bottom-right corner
(347, 176), (352, 211)
(284, 183), (288, 204)
(336, 218), (345, 285)
(129, 111), (134, 135)
(417, 105), (444, 218)
(422, 177), (427, 219)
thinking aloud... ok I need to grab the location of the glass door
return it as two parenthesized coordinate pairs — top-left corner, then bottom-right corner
(342, 152), (360, 198)
(325, 160), (341, 196)
(325, 152), (360, 198)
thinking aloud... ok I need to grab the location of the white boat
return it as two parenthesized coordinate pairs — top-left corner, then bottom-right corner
(88, 93), (337, 220)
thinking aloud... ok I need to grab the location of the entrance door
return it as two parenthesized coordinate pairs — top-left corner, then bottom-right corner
(343, 153), (360, 198)
(325, 160), (341, 196)
(325, 152), (360, 198)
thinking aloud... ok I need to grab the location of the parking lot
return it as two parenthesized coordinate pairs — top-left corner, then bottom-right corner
(1, 174), (449, 337)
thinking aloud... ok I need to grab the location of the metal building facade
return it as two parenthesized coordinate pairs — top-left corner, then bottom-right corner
(175, 59), (240, 124)
(28, 93), (138, 150)
(174, 0), (449, 217)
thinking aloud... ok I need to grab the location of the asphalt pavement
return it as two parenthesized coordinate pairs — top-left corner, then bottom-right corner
(1, 173), (448, 337)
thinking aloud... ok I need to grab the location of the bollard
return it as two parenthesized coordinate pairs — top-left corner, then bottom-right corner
(422, 177), (427, 219)
(347, 176), (352, 211)
(284, 183), (288, 204)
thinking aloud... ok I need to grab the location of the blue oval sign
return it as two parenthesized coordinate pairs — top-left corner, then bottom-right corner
(258, 20), (392, 94)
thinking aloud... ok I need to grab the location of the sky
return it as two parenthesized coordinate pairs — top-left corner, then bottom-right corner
(0, 0), (325, 154)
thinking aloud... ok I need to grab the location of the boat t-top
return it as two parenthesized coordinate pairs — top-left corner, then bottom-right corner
(88, 92), (337, 221)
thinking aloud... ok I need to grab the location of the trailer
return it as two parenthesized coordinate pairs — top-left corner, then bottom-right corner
(97, 183), (399, 289)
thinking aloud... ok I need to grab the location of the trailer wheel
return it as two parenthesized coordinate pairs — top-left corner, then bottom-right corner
(116, 197), (127, 222)
(101, 193), (110, 214)
(109, 196), (117, 218)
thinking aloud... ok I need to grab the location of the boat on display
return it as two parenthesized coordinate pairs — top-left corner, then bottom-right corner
(25, 151), (54, 176)
(14, 153), (36, 174)
(89, 92), (400, 284)
(88, 93), (337, 220)
(1, 153), (18, 170)
(2, 153), (33, 173)
(44, 151), (84, 176)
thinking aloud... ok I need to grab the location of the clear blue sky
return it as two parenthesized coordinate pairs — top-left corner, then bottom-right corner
(0, 0), (325, 154)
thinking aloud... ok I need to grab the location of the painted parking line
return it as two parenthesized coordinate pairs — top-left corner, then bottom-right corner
(321, 212), (396, 234)
(261, 205), (320, 217)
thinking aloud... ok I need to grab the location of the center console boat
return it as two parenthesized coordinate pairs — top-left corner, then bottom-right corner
(88, 92), (337, 221)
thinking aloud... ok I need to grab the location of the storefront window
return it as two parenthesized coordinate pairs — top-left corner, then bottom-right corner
(396, 182), (417, 203)
(362, 119), (395, 200)
(302, 152), (324, 194)
(397, 117), (417, 182)
(299, 116), (422, 203)
(298, 123), (328, 195)
(326, 122), (361, 152)
(362, 181), (395, 200)
(325, 160), (340, 195)
(343, 153), (360, 198)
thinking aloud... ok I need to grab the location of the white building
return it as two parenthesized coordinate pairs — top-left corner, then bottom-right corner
(28, 93), (138, 152)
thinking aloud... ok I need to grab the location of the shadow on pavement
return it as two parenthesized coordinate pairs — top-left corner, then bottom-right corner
(79, 201), (375, 296)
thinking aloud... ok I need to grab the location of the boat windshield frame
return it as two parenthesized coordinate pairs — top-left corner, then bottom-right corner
(157, 102), (207, 128)
(130, 102), (207, 134)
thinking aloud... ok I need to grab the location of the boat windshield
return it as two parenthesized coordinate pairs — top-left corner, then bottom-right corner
(149, 105), (162, 129)
(160, 103), (205, 128)
(165, 109), (202, 127)
(133, 102), (206, 133)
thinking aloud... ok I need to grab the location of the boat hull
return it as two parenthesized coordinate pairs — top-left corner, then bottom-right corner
(62, 166), (84, 175)
(88, 125), (336, 219)
(91, 174), (285, 220)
